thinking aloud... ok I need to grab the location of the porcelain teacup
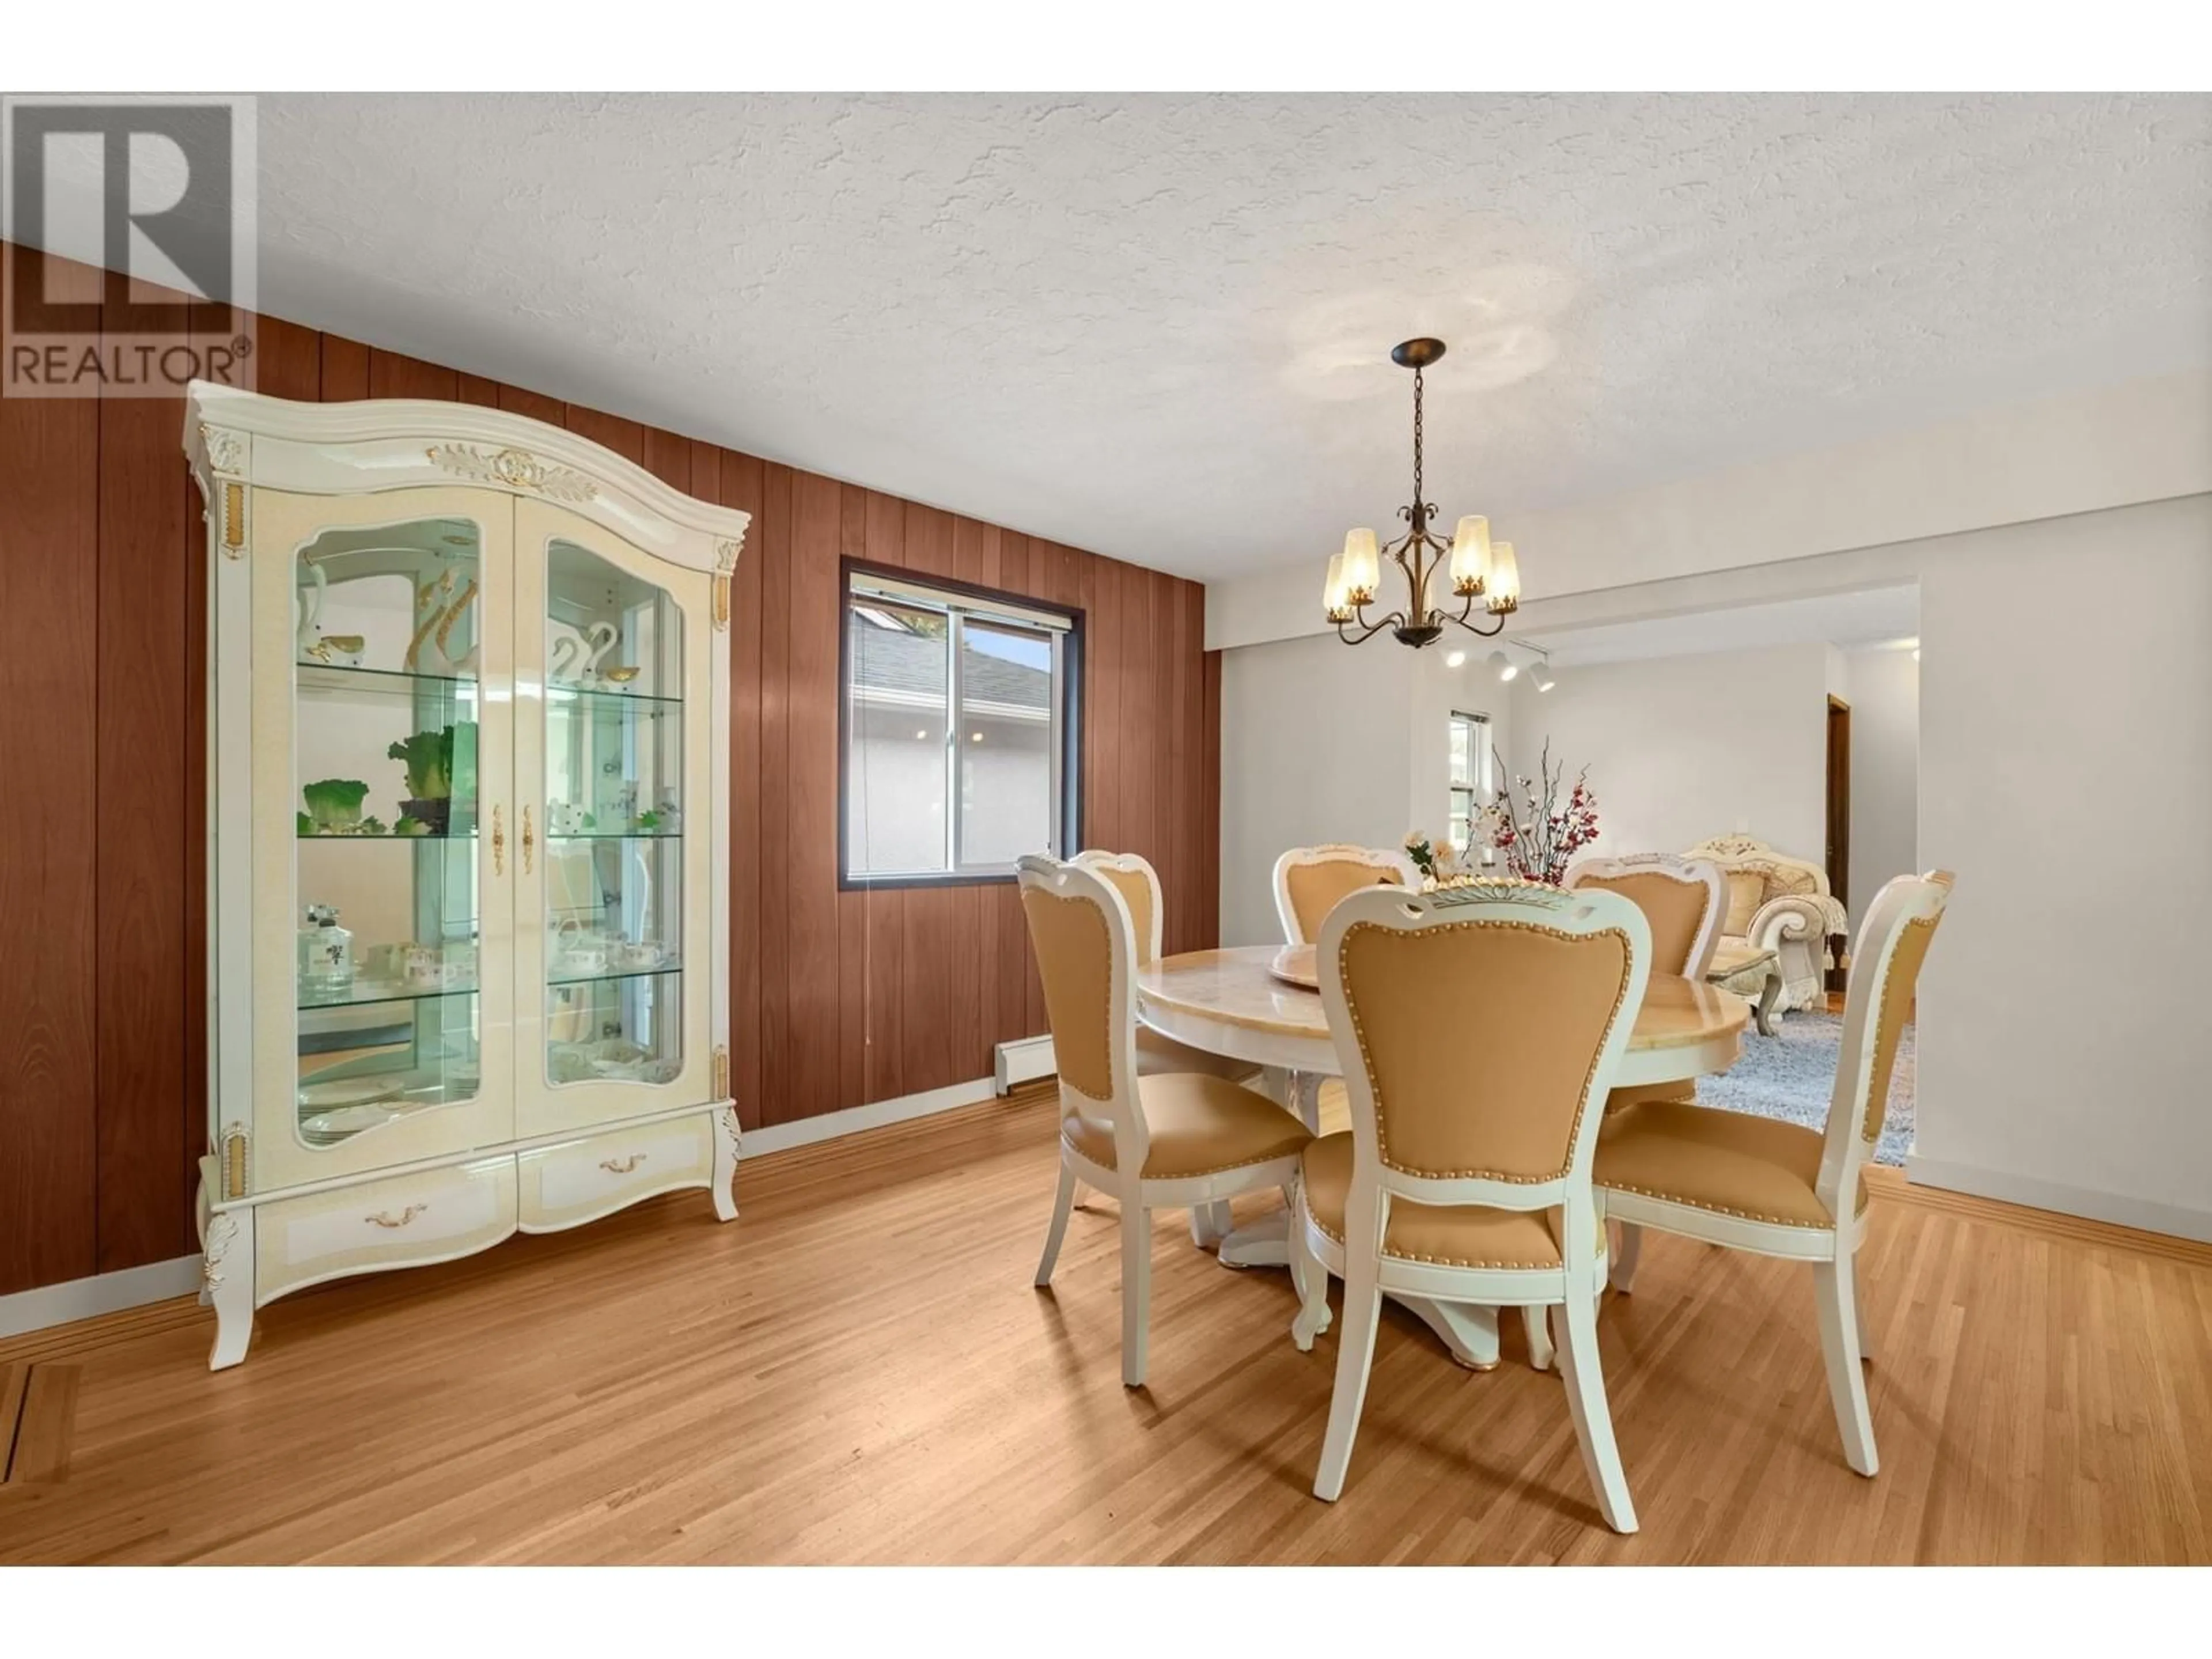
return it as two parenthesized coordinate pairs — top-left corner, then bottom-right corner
(560, 941), (611, 976)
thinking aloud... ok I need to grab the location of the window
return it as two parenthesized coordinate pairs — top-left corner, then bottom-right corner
(1447, 710), (1493, 855)
(841, 566), (1079, 884)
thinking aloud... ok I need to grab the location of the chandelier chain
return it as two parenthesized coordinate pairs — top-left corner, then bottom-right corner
(1411, 363), (1424, 520)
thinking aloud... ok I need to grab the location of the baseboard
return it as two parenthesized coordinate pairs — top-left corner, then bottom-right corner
(994, 1034), (1057, 1094)
(0, 1080), (1022, 1340)
(1907, 1154), (2212, 1245)
(739, 1075), (1003, 1160)
(0, 1255), (203, 1341)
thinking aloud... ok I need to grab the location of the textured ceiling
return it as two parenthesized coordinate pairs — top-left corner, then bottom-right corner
(244, 93), (2210, 582)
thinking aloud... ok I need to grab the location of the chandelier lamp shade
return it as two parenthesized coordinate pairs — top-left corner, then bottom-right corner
(1323, 338), (1522, 648)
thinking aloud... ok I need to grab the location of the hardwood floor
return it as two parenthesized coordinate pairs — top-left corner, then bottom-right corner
(1, 1085), (2206, 1564)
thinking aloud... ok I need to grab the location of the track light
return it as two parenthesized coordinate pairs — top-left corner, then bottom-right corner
(1529, 661), (1557, 692)
(1487, 650), (1517, 682)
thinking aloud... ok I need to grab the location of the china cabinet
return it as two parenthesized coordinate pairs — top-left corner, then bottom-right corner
(184, 384), (748, 1369)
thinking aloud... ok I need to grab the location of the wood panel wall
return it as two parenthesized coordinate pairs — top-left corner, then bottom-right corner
(0, 243), (1222, 1297)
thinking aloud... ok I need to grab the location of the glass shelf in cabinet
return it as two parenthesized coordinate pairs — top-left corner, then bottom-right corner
(296, 828), (479, 841)
(545, 681), (681, 713)
(541, 831), (681, 842)
(295, 1073), (480, 1148)
(546, 963), (684, 989)
(297, 978), (478, 1013)
(296, 662), (479, 700)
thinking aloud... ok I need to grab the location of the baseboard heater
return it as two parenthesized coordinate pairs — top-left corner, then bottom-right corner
(994, 1035), (1058, 1094)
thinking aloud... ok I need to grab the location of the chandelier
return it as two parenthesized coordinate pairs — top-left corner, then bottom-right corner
(1322, 338), (1520, 648)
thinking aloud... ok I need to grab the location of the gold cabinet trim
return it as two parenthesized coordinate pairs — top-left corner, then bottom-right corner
(222, 482), (245, 557)
(222, 1125), (249, 1200)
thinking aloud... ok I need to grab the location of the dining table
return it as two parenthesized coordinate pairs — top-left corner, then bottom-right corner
(1133, 941), (1752, 1370)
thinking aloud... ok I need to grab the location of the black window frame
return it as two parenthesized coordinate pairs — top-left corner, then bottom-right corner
(836, 556), (1084, 892)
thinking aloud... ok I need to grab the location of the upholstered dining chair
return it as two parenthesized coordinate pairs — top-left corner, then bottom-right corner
(1074, 849), (1264, 1251)
(1272, 843), (1415, 946)
(1565, 854), (1726, 978)
(1072, 850), (1261, 1086)
(1019, 854), (1313, 1388)
(1287, 880), (1653, 1532)
(1562, 853), (1729, 1284)
(1594, 870), (1952, 1477)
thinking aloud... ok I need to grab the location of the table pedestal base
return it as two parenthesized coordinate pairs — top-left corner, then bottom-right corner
(1211, 1069), (1324, 1269)
(1217, 1217), (1289, 1268)
(1389, 1295), (1503, 1370)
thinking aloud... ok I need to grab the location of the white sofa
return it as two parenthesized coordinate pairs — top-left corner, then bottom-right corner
(1684, 834), (1850, 1013)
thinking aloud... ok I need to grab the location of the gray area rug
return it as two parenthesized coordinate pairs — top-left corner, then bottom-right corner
(1694, 1009), (1914, 1168)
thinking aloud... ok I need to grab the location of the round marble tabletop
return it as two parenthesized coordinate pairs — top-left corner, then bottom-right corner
(1135, 945), (1749, 1089)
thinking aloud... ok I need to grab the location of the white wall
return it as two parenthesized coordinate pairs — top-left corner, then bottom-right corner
(1217, 632), (1517, 947)
(1912, 494), (2211, 1237)
(1218, 632), (1411, 948)
(1504, 644), (1830, 865)
(1840, 645), (1920, 927)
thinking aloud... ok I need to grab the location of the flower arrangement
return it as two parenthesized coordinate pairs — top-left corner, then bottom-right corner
(1477, 740), (1599, 885)
(1407, 744), (1600, 889)
(1402, 827), (1456, 884)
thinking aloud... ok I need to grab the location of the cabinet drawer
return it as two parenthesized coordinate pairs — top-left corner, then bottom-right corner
(518, 1113), (715, 1233)
(256, 1157), (518, 1305)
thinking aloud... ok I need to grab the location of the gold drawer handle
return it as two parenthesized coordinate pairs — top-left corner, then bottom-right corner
(522, 805), (535, 874)
(492, 805), (506, 875)
(365, 1203), (428, 1229)
(599, 1153), (646, 1175)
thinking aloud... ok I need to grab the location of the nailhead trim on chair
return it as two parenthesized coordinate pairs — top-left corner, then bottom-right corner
(1064, 1133), (1301, 1181)
(1304, 1208), (1566, 1270)
(1028, 885), (1118, 1097)
(1597, 1179), (1868, 1228)
(1862, 915), (1938, 1146)
(1337, 918), (1633, 1183)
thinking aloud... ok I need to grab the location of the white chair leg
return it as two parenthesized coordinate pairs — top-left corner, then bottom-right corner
(1033, 1161), (1078, 1287)
(1287, 1192), (1332, 1351)
(1120, 1198), (1153, 1389)
(1813, 1257), (1878, 1476)
(1521, 1304), (1554, 1372)
(1312, 1251), (1381, 1501)
(1854, 1259), (1876, 1363)
(1608, 1221), (1643, 1293)
(1555, 1291), (1638, 1533)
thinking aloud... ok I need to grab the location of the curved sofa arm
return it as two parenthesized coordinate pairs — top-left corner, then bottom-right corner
(1748, 894), (1830, 950)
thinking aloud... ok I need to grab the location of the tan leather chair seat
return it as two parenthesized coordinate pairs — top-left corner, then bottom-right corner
(1134, 1021), (1263, 1083)
(1604, 1081), (1694, 1112)
(1063, 1073), (1311, 1179)
(1596, 1099), (1868, 1228)
(1300, 1132), (1581, 1270)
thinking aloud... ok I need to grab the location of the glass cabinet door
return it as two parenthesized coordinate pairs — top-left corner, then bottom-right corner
(514, 499), (714, 1138)
(247, 487), (517, 1191)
